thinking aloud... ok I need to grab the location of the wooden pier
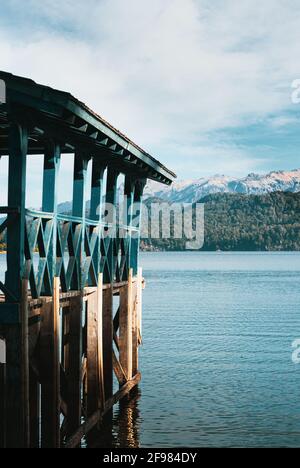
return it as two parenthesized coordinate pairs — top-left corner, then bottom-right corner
(0, 72), (175, 448)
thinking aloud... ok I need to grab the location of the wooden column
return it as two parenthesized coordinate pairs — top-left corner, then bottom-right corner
(119, 269), (133, 381)
(87, 290), (99, 417)
(40, 277), (60, 448)
(0, 339), (6, 448)
(130, 179), (146, 275)
(66, 295), (83, 441)
(86, 276), (105, 439)
(72, 153), (89, 290)
(102, 286), (113, 402)
(105, 168), (119, 283)
(5, 122), (29, 448)
(123, 176), (135, 276)
(90, 161), (105, 286)
(132, 273), (139, 376)
(90, 161), (105, 222)
(29, 367), (40, 448)
(97, 274), (105, 412)
(42, 141), (61, 284)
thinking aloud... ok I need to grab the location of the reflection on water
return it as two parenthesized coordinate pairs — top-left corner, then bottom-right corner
(88, 388), (141, 448)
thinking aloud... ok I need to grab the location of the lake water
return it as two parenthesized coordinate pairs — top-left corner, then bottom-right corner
(109, 252), (300, 448)
(2, 252), (300, 448)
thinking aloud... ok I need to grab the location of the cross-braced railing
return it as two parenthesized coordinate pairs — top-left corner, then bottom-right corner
(21, 210), (139, 299)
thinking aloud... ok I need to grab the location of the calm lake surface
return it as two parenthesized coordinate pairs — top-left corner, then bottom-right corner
(111, 252), (300, 448)
(2, 252), (300, 448)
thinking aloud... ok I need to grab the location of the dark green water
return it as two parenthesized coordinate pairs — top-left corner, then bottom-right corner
(106, 252), (300, 448)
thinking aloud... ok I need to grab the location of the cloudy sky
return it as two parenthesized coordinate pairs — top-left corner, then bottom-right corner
(1, 0), (300, 205)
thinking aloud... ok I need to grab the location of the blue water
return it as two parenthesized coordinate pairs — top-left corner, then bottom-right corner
(135, 252), (300, 448)
(2, 251), (300, 447)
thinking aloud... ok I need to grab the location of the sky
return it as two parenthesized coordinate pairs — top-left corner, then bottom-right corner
(1, 0), (300, 206)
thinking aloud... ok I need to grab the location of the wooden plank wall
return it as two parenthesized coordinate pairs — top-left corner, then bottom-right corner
(0, 270), (143, 448)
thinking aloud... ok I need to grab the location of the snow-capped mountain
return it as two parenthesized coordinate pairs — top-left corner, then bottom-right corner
(144, 169), (300, 203)
(56, 169), (300, 213)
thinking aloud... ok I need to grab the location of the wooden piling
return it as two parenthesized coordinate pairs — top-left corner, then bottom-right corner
(102, 285), (113, 403)
(0, 361), (6, 448)
(29, 368), (40, 448)
(119, 269), (133, 381)
(40, 277), (60, 448)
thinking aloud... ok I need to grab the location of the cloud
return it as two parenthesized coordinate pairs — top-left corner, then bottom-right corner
(0, 0), (300, 190)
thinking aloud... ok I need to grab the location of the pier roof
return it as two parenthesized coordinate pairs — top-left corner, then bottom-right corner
(0, 71), (176, 185)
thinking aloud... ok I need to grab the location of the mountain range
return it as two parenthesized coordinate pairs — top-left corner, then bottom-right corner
(143, 169), (300, 203)
(56, 169), (300, 213)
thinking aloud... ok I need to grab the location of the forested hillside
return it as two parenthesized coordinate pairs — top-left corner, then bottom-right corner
(140, 192), (300, 251)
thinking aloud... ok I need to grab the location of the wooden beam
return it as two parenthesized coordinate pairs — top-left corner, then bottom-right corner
(102, 286), (113, 403)
(29, 367), (40, 448)
(132, 278), (138, 376)
(119, 269), (133, 381)
(72, 153), (89, 290)
(0, 361), (6, 448)
(86, 290), (99, 418)
(97, 274), (105, 412)
(40, 277), (60, 448)
(66, 296), (82, 441)
(112, 349), (126, 386)
(5, 279), (30, 448)
(65, 372), (141, 449)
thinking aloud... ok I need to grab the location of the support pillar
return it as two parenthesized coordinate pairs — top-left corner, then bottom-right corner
(5, 123), (30, 448)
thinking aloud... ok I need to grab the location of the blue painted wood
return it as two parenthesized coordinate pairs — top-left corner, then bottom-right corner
(124, 176), (135, 279)
(72, 153), (89, 289)
(5, 122), (28, 302)
(105, 168), (119, 283)
(42, 142), (61, 291)
(130, 179), (146, 275)
(89, 160), (105, 284)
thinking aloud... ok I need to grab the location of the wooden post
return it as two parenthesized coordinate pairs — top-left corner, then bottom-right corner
(4, 123), (30, 448)
(29, 368), (40, 448)
(42, 141), (60, 286)
(119, 269), (133, 381)
(87, 290), (99, 417)
(105, 168), (119, 283)
(0, 339), (6, 448)
(90, 162), (105, 282)
(86, 274), (105, 417)
(130, 179), (146, 275)
(72, 153), (89, 290)
(132, 279), (139, 376)
(97, 274), (105, 412)
(102, 286), (113, 402)
(137, 267), (143, 344)
(66, 296), (82, 441)
(40, 277), (60, 448)
(124, 176), (135, 272)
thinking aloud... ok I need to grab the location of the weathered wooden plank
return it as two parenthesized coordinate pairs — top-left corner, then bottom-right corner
(5, 279), (30, 448)
(29, 367), (40, 448)
(66, 296), (82, 441)
(102, 286), (113, 402)
(4, 123), (29, 448)
(132, 279), (139, 376)
(40, 277), (60, 448)
(112, 349), (127, 386)
(119, 269), (133, 381)
(0, 362), (6, 448)
(137, 267), (143, 345)
(87, 290), (99, 419)
(97, 274), (105, 412)
(65, 372), (141, 449)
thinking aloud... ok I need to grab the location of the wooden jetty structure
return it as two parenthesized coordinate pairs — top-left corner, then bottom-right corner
(0, 72), (175, 448)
